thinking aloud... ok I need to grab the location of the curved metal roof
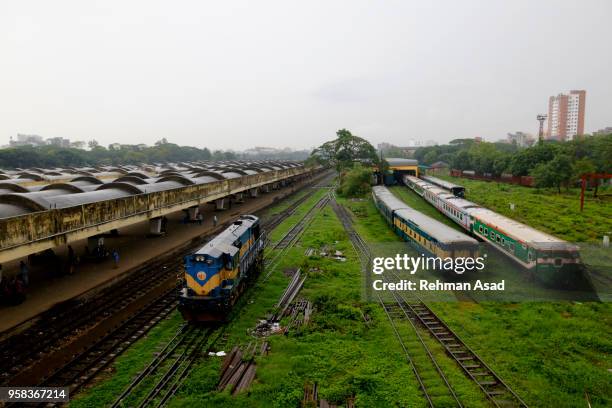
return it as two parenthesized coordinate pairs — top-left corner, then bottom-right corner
(124, 172), (149, 179)
(113, 176), (150, 185)
(139, 181), (186, 193)
(155, 175), (195, 185)
(0, 161), (305, 219)
(46, 189), (137, 209)
(96, 182), (144, 195)
(40, 183), (86, 193)
(17, 172), (45, 181)
(219, 171), (241, 179)
(0, 203), (36, 218)
(70, 176), (104, 185)
(0, 183), (29, 193)
(222, 168), (248, 176)
(192, 171), (226, 181)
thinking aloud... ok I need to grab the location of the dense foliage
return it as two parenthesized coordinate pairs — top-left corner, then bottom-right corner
(337, 164), (373, 197)
(310, 129), (380, 171)
(414, 133), (612, 190)
(0, 141), (239, 169)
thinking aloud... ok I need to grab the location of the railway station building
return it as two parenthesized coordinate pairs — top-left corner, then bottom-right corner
(376, 158), (419, 185)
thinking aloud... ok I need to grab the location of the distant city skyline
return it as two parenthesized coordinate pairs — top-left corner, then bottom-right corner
(1, 1), (611, 150)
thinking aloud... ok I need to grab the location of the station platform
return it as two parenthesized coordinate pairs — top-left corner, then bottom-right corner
(0, 180), (311, 335)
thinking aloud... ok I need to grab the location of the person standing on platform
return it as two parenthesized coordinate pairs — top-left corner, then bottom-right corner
(213, 215), (218, 227)
(112, 249), (119, 269)
(197, 212), (203, 226)
(19, 261), (29, 287)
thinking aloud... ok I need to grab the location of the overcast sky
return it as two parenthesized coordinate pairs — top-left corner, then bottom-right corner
(1, 0), (610, 150)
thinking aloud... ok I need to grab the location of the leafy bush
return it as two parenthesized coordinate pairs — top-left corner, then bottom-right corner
(337, 164), (372, 197)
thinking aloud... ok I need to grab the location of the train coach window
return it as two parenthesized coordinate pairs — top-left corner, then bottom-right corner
(479, 226), (483, 233)
(484, 228), (488, 235)
(496, 234), (501, 243)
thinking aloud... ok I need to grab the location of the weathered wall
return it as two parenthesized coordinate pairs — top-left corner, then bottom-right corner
(0, 166), (316, 262)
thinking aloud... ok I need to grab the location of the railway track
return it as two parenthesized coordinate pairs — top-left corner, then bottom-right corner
(263, 192), (331, 281)
(0, 170), (333, 394)
(261, 171), (335, 232)
(108, 174), (336, 407)
(110, 325), (219, 408)
(1, 256), (184, 387)
(41, 289), (179, 392)
(330, 195), (528, 408)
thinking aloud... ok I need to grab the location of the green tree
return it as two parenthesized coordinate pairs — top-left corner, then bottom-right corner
(572, 158), (596, 181)
(422, 150), (438, 165)
(531, 154), (573, 193)
(451, 150), (471, 171)
(508, 143), (559, 176)
(311, 129), (379, 171)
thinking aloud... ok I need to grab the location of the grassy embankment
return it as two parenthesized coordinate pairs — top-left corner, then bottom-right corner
(380, 182), (612, 407)
(437, 174), (612, 242)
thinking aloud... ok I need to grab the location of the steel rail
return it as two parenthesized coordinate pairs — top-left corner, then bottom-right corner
(331, 195), (527, 408)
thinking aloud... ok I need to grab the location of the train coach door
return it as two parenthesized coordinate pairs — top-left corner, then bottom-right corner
(528, 248), (536, 267)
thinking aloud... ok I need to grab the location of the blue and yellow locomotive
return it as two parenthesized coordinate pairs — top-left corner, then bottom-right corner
(179, 215), (266, 322)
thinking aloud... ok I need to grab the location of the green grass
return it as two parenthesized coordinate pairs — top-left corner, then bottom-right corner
(170, 205), (430, 407)
(70, 312), (185, 407)
(435, 175), (612, 242)
(367, 185), (612, 406)
(71, 184), (612, 408)
(429, 301), (612, 407)
(336, 196), (398, 243)
(259, 188), (310, 219)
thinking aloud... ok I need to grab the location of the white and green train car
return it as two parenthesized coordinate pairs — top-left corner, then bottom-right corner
(403, 175), (583, 286)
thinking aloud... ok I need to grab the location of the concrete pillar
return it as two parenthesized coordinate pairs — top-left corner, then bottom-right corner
(261, 184), (270, 193)
(234, 192), (244, 203)
(187, 206), (200, 221)
(149, 217), (163, 235)
(249, 188), (258, 198)
(215, 198), (227, 210)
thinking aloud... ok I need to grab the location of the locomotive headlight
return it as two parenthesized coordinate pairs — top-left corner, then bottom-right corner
(195, 255), (205, 262)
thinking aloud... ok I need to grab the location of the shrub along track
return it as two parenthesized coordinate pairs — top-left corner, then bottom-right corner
(330, 195), (528, 408)
(0, 170), (334, 396)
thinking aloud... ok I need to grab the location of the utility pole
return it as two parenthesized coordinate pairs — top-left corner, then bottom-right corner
(537, 114), (547, 145)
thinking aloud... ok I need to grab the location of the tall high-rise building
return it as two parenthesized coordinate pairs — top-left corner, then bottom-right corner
(547, 90), (586, 140)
